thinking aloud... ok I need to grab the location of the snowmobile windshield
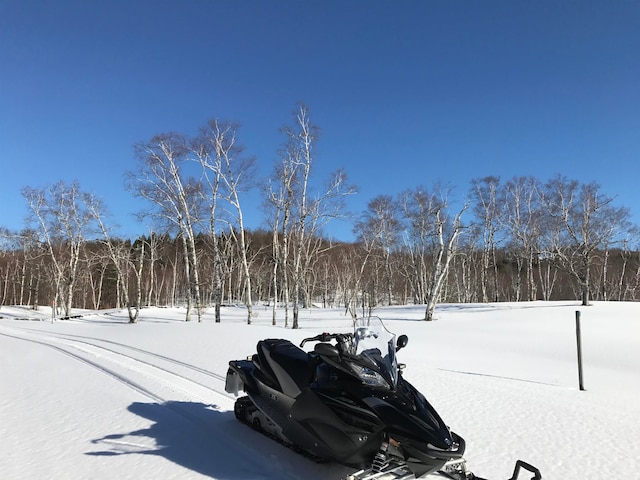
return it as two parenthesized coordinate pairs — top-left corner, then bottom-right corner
(352, 317), (398, 389)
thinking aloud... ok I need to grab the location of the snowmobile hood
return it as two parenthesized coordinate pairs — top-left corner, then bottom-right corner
(361, 387), (454, 451)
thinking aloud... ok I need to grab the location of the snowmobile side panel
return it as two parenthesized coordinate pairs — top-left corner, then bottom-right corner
(288, 388), (384, 467)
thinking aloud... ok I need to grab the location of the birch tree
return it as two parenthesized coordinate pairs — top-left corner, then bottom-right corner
(85, 194), (143, 323)
(540, 175), (632, 306)
(424, 203), (466, 321)
(278, 104), (357, 329)
(470, 176), (502, 302)
(401, 185), (466, 320)
(22, 181), (93, 318)
(127, 133), (204, 321)
(353, 195), (401, 306)
(198, 120), (256, 324)
(502, 176), (543, 301)
(263, 149), (297, 326)
(192, 126), (225, 323)
(0, 228), (15, 307)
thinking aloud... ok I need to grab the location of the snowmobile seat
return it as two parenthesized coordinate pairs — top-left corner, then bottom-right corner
(255, 339), (315, 398)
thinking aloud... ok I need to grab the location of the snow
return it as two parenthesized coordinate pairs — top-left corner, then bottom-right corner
(1, 301), (638, 479)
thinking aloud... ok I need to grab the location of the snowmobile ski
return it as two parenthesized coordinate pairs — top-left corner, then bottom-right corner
(343, 452), (541, 480)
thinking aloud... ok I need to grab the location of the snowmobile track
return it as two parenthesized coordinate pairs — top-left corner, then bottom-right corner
(14, 327), (228, 382)
(0, 327), (232, 404)
(0, 331), (166, 403)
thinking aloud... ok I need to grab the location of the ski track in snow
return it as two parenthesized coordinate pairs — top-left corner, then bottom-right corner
(4, 328), (231, 402)
(0, 326), (350, 480)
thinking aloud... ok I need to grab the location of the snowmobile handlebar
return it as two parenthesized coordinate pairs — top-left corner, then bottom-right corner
(299, 332), (352, 348)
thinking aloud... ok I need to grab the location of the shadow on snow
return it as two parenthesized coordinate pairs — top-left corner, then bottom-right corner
(87, 400), (287, 479)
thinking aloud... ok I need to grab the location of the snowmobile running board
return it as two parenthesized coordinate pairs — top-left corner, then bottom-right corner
(344, 458), (541, 480)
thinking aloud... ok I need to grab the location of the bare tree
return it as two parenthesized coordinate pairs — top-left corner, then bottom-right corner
(502, 176), (543, 301)
(617, 239), (634, 300)
(344, 217), (382, 319)
(331, 243), (372, 319)
(400, 188), (434, 304)
(262, 178), (285, 325)
(143, 231), (161, 307)
(263, 148), (298, 326)
(424, 203), (466, 320)
(278, 104), (357, 328)
(449, 235), (480, 303)
(281, 104), (315, 329)
(540, 175), (632, 306)
(127, 133), (204, 321)
(0, 228), (14, 307)
(268, 200), (283, 326)
(82, 242), (108, 310)
(470, 176), (502, 302)
(192, 126), (225, 322)
(198, 120), (256, 324)
(0, 229), (43, 308)
(401, 185), (466, 320)
(85, 194), (143, 323)
(22, 181), (93, 318)
(353, 195), (402, 306)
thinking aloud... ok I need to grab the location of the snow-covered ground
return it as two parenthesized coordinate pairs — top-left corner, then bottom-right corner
(1, 301), (638, 479)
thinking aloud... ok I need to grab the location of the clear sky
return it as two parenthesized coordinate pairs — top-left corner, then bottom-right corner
(1, 0), (639, 241)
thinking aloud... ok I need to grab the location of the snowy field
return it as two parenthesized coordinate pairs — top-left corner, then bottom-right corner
(1, 301), (638, 480)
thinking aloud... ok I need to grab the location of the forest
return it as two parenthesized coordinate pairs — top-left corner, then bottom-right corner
(1, 105), (638, 325)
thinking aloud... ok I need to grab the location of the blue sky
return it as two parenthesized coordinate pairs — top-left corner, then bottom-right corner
(1, 0), (639, 241)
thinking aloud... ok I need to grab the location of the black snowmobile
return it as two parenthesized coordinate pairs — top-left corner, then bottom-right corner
(225, 317), (541, 480)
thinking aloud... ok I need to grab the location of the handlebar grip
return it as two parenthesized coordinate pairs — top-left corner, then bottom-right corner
(300, 334), (320, 347)
(300, 332), (333, 347)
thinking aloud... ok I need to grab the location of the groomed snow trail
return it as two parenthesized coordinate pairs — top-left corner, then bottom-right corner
(0, 323), (350, 480)
(2, 327), (231, 404)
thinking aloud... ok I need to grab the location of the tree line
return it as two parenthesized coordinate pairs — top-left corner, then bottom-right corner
(1, 105), (638, 324)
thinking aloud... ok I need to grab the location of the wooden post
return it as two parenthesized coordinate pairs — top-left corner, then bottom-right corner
(576, 311), (585, 391)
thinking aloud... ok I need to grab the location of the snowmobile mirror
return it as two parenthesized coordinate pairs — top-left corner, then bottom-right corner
(396, 335), (409, 352)
(315, 342), (340, 358)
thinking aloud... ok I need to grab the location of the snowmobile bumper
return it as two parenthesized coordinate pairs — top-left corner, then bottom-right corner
(225, 366), (244, 396)
(225, 359), (256, 396)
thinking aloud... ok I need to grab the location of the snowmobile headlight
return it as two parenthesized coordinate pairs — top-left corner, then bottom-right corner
(348, 362), (390, 389)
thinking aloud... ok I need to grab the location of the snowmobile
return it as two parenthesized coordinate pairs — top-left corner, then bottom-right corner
(225, 317), (541, 480)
